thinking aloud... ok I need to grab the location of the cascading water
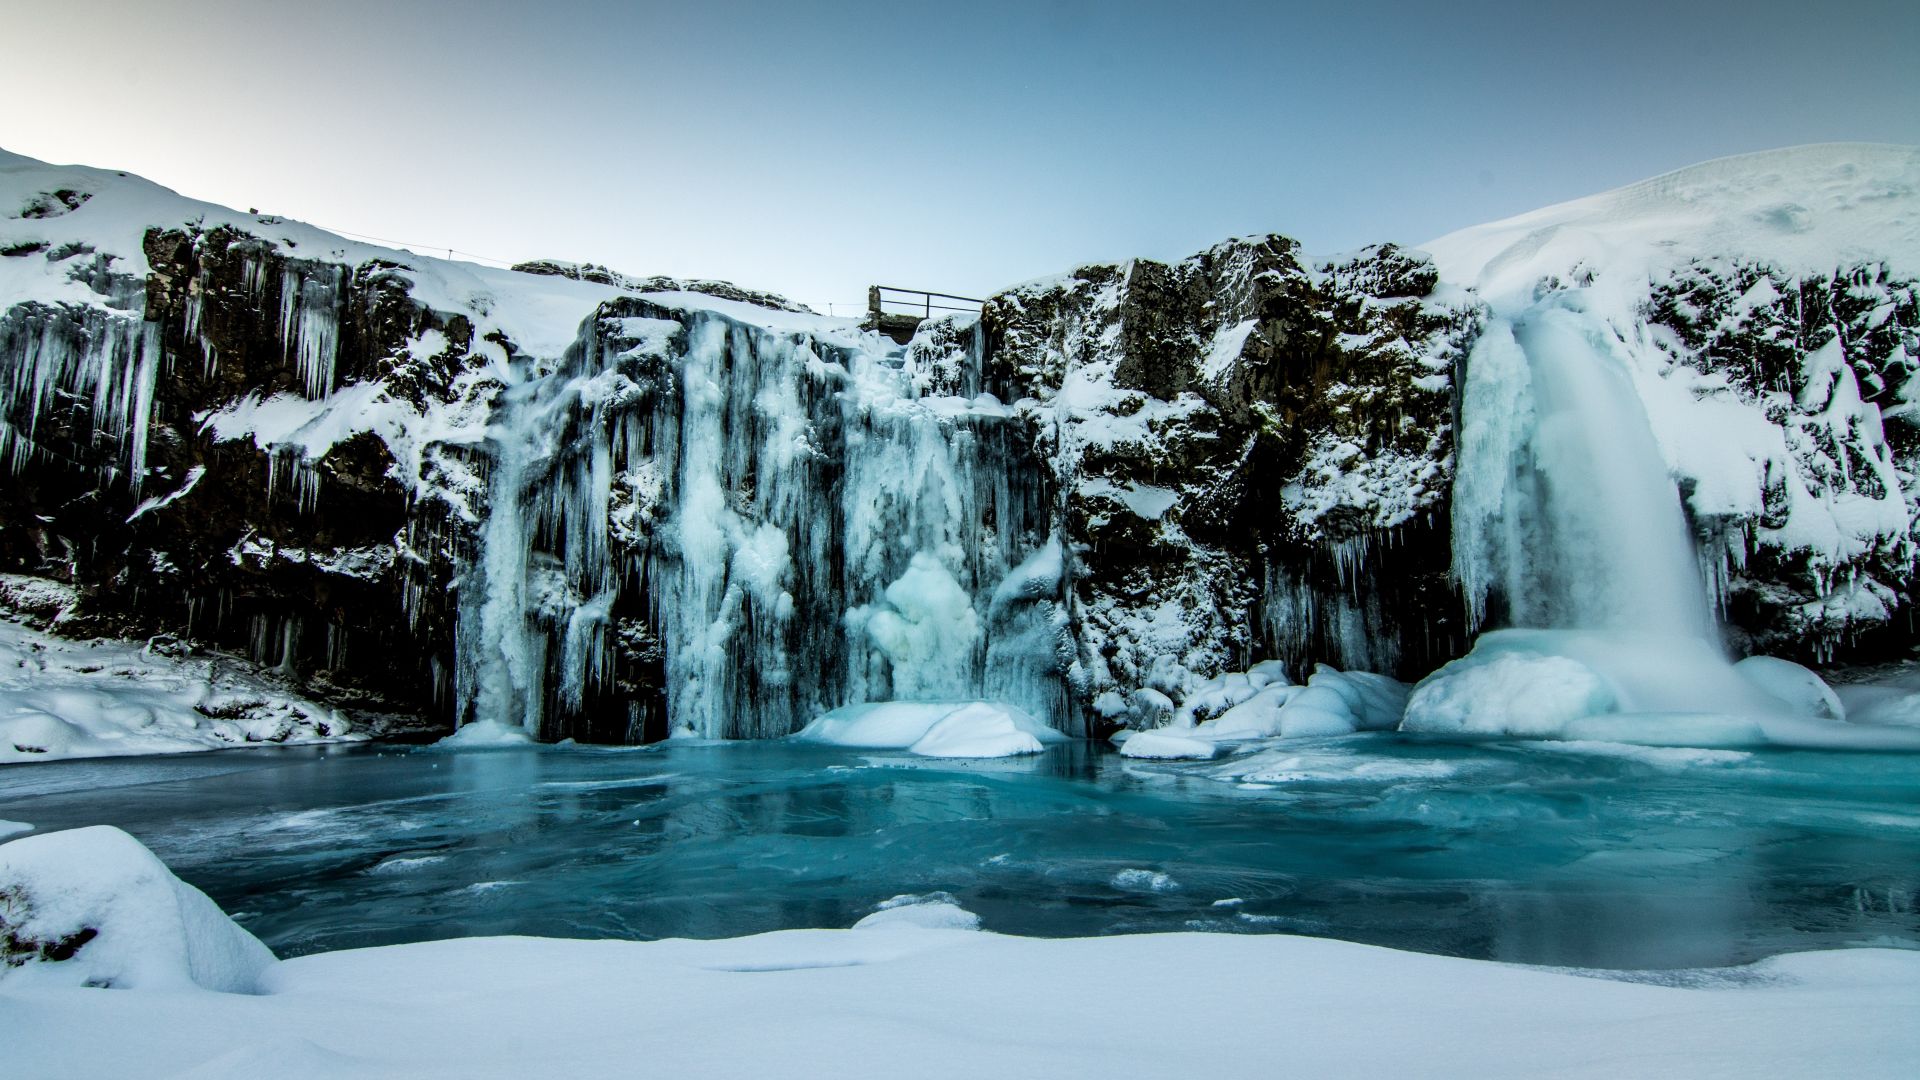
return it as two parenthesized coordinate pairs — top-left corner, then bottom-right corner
(1453, 300), (1714, 640)
(1426, 294), (1911, 743)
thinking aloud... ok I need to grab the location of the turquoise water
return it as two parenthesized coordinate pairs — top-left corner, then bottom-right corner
(3, 734), (1916, 968)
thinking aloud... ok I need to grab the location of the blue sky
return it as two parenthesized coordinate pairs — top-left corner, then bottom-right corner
(4, 0), (1917, 310)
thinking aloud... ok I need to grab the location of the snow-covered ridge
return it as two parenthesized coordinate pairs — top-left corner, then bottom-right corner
(1425, 143), (1920, 304)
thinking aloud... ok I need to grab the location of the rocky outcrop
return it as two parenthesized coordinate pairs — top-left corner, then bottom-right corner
(979, 239), (1474, 726)
(1647, 258), (1919, 660)
(0, 221), (474, 721)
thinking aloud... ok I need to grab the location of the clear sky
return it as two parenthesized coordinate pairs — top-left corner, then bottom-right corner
(4, 0), (1917, 311)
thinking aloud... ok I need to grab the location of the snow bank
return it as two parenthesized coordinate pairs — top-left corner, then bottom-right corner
(0, 826), (274, 993)
(0, 616), (362, 763)
(2, 851), (1914, 1079)
(792, 701), (1065, 758)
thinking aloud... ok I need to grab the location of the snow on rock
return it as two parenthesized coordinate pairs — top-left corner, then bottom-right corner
(1122, 662), (1407, 751)
(792, 701), (1065, 758)
(0, 616), (361, 762)
(0, 826), (274, 993)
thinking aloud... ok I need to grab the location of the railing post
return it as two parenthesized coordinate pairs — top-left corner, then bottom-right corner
(868, 285), (882, 326)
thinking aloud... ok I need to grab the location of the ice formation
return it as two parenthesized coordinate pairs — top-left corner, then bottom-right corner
(791, 700), (1066, 758)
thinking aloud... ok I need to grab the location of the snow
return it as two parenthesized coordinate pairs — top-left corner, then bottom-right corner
(1404, 629), (1920, 750)
(0, 615), (361, 763)
(0, 826), (273, 993)
(1425, 143), (1920, 308)
(792, 701), (1066, 758)
(2, 826), (1916, 1079)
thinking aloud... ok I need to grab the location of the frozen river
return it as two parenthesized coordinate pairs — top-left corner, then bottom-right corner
(3, 735), (1916, 969)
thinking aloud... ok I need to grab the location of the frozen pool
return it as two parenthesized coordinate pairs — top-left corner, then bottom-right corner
(2, 735), (1916, 969)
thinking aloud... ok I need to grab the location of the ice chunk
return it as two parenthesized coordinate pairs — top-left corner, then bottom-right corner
(853, 893), (981, 931)
(855, 554), (983, 701)
(793, 701), (1063, 758)
(1403, 648), (1617, 737)
(1118, 729), (1219, 759)
(0, 826), (274, 993)
(435, 720), (536, 748)
(909, 703), (1047, 758)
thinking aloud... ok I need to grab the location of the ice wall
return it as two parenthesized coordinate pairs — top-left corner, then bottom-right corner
(454, 302), (1065, 741)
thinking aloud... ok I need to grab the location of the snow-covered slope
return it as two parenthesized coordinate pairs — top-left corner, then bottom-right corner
(1426, 143), (1920, 304)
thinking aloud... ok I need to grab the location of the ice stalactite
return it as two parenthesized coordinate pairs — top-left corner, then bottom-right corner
(0, 303), (163, 496)
(276, 263), (346, 400)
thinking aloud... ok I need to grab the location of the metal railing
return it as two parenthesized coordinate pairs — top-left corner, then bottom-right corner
(868, 285), (984, 322)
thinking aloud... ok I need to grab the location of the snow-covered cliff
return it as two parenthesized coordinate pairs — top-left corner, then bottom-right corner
(0, 143), (1914, 743)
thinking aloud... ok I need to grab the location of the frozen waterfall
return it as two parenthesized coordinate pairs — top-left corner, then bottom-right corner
(1453, 300), (1714, 640)
(452, 306), (1070, 742)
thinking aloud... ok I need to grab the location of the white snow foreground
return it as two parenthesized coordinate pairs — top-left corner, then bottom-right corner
(0, 609), (363, 763)
(2, 829), (1916, 1079)
(792, 701), (1067, 757)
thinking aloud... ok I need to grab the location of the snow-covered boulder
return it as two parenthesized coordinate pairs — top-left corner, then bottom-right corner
(0, 826), (275, 993)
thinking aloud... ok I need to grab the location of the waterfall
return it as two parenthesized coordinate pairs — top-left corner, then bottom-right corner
(453, 306), (1066, 741)
(1453, 301), (1713, 640)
